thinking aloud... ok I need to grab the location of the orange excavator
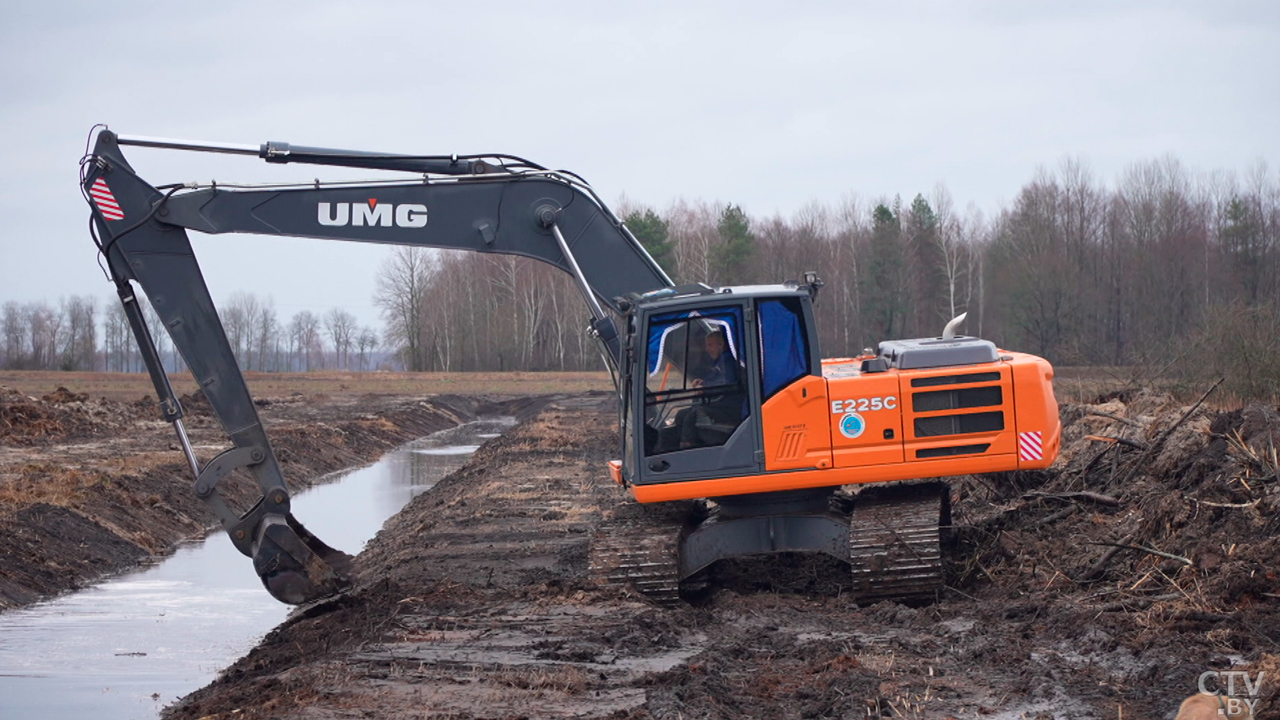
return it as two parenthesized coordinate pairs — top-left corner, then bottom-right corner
(80, 127), (1060, 606)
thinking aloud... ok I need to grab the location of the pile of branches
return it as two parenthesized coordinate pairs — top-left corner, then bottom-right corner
(953, 381), (1279, 639)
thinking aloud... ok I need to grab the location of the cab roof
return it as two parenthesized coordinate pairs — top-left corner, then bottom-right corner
(625, 282), (811, 314)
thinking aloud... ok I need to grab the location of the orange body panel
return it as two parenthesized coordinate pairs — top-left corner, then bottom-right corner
(1008, 351), (1060, 469)
(826, 370), (905, 467)
(899, 363), (1017, 460)
(625, 350), (1061, 504)
(631, 451), (1029, 503)
(760, 375), (833, 471)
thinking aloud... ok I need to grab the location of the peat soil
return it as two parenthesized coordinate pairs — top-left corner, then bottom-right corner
(0, 383), (549, 609)
(161, 391), (1280, 720)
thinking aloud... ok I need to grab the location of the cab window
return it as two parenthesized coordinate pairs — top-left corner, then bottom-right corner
(643, 307), (747, 455)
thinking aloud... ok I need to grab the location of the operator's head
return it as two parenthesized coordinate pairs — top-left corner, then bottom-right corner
(705, 330), (727, 359)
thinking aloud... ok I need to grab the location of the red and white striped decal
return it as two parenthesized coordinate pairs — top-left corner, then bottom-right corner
(1018, 431), (1043, 462)
(90, 178), (125, 221)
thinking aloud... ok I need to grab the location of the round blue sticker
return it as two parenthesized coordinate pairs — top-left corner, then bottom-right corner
(839, 412), (866, 439)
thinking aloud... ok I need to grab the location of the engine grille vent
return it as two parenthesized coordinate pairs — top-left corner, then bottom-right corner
(914, 411), (1004, 437)
(916, 443), (991, 459)
(910, 371), (1001, 388)
(913, 386), (1003, 412)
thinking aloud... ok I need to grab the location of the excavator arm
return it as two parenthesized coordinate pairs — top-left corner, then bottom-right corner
(80, 128), (671, 604)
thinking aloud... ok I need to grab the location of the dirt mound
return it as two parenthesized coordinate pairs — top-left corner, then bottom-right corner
(1, 384), (149, 446)
(178, 388), (213, 417)
(42, 386), (88, 404)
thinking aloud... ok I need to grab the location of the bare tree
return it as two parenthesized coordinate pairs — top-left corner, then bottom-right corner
(961, 204), (988, 336)
(827, 194), (867, 356)
(355, 326), (379, 370)
(222, 292), (268, 370)
(102, 301), (133, 372)
(289, 311), (323, 371)
(2, 301), (25, 368)
(931, 184), (967, 323)
(374, 247), (433, 371)
(325, 308), (358, 370)
(668, 199), (718, 285)
(255, 301), (279, 372)
(27, 302), (63, 371)
(56, 296), (97, 371)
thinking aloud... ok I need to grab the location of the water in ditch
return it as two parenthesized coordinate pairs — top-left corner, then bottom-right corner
(0, 417), (515, 720)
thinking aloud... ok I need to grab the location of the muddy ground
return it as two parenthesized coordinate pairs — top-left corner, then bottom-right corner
(0, 380), (552, 608)
(130, 389), (1278, 720)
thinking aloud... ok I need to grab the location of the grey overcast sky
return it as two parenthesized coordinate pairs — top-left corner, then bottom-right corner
(2, 0), (1277, 330)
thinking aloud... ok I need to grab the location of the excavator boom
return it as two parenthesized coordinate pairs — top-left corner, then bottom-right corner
(81, 128), (671, 604)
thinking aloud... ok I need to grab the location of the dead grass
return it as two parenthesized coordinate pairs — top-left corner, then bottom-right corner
(0, 462), (109, 509)
(489, 665), (592, 694)
(3, 367), (1258, 408)
(0, 370), (611, 403)
(0, 451), (177, 512)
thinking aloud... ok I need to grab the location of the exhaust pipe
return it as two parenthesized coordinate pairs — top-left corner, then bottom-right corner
(942, 312), (967, 340)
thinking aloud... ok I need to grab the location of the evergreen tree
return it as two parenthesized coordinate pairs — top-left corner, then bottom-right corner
(713, 203), (756, 285)
(1221, 196), (1264, 302)
(905, 193), (947, 335)
(624, 209), (677, 277)
(862, 202), (907, 342)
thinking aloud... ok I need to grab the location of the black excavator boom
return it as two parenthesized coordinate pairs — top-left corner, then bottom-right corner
(81, 128), (671, 604)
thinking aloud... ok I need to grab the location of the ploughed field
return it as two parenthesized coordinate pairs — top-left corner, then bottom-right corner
(1, 372), (1278, 718)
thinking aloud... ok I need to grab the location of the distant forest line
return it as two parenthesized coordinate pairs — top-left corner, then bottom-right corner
(0, 294), (382, 376)
(4, 156), (1278, 400)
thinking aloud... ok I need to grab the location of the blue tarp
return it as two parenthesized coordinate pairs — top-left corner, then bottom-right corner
(759, 299), (808, 399)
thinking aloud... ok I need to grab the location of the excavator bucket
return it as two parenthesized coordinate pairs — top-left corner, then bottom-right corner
(252, 513), (356, 605)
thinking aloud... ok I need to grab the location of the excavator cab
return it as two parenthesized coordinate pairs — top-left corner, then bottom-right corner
(618, 283), (822, 493)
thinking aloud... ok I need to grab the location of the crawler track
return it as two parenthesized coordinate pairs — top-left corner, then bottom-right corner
(589, 499), (705, 606)
(848, 483), (949, 604)
(593, 485), (953, 607)
(589, 513), (684, 606)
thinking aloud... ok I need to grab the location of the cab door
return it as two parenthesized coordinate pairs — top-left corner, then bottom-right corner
(634, 301), (763, 486)
(757, 296), (833, 472)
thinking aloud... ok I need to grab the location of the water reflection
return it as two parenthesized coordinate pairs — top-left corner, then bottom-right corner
(0, 417), (515, 720)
